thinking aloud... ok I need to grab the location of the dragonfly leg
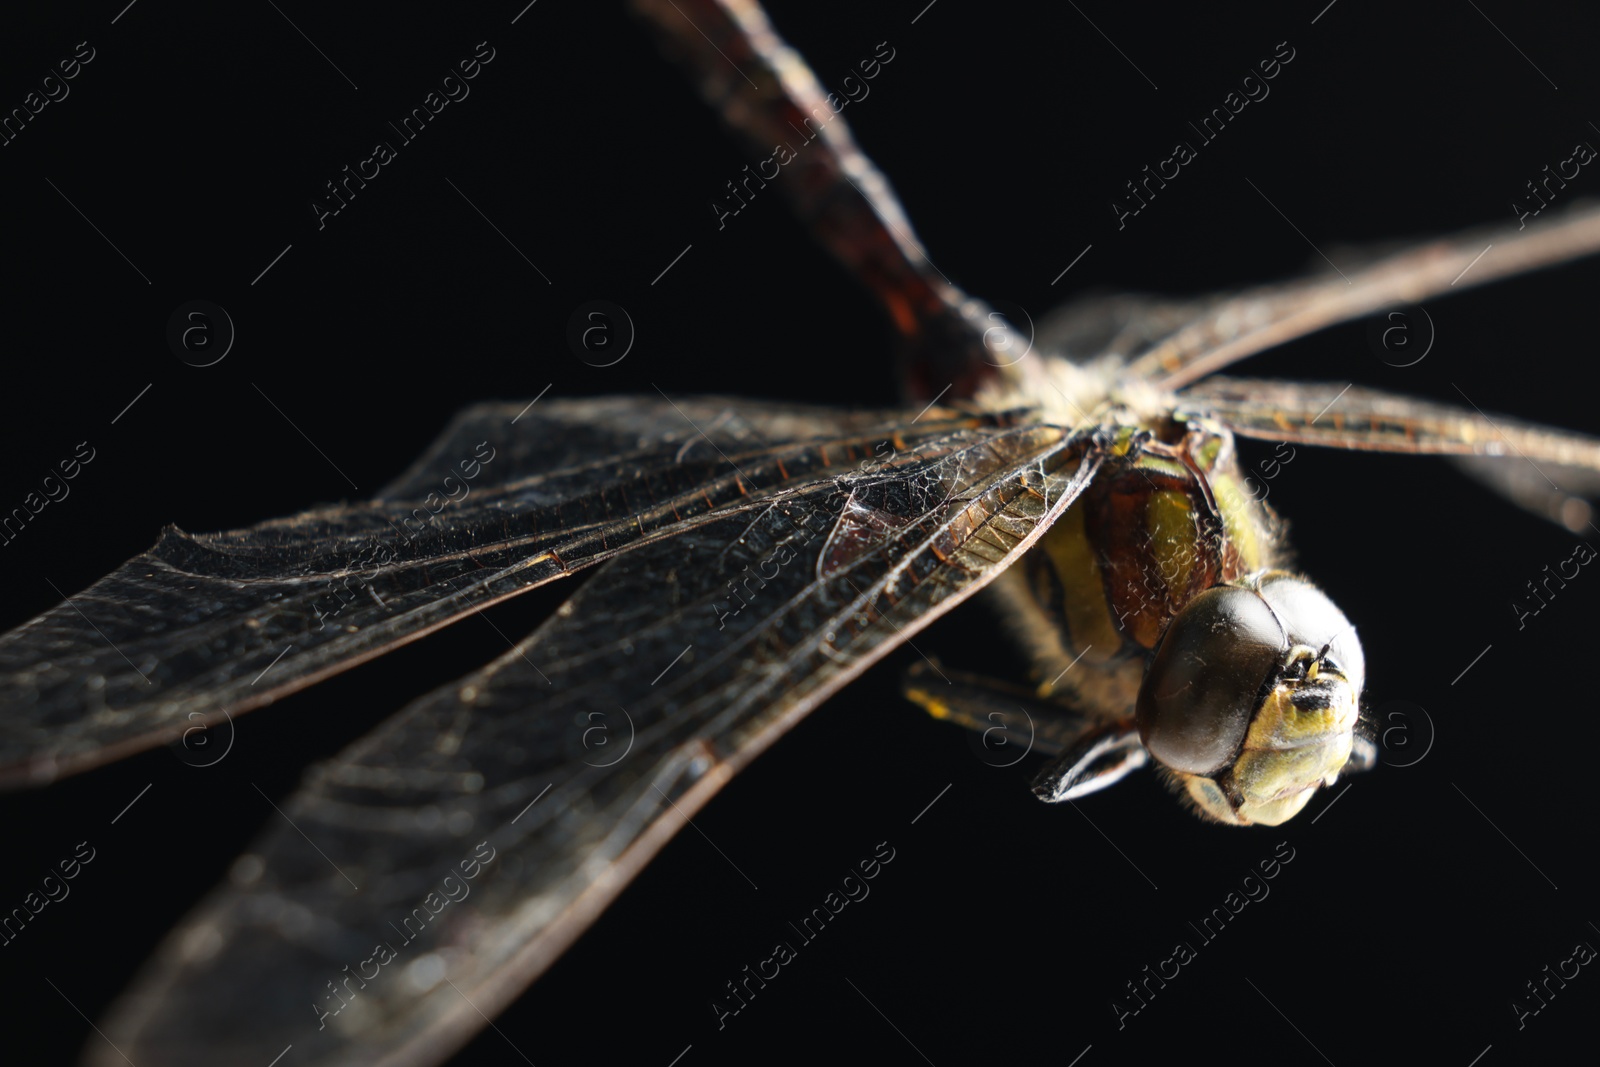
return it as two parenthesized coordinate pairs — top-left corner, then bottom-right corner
(1345, 733), (1378, 776)
(903, 660), (1148, 803)
(902, 659), (1097, 761)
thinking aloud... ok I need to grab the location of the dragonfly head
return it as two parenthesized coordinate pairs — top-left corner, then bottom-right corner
(1136, 572), (1365, 826)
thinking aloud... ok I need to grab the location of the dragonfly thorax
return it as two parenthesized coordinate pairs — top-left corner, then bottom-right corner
(1004, 418), (1272, 685)
(989, 417), (1364, 825)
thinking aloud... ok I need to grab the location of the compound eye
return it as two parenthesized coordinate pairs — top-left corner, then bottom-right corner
(1136, 586), (1285, 775)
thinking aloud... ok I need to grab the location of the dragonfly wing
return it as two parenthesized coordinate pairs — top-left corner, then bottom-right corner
(1182, 377), (1600, 530)
(1451, 454), (1600, 532)
(0, 396), (975, 788)
(89, 420), (1099, 1067)
(1115, 204), (1600, 389)
(1180, 377), (1600, 461)
(377, 394), (928, 500)
(1035, 288), (1215, 365)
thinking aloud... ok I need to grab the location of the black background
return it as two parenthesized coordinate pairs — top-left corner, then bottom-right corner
(2, 1), (1598, 1064)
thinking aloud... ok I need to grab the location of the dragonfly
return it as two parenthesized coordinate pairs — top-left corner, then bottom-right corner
(4, 2), (1600, 1065)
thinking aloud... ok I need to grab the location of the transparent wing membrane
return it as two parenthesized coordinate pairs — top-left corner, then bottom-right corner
(1182, 377), (1600, 531)
(0, 398), (979, 787)
(1119, 204), (1600, 389)
(90, 416), (1101, 1067)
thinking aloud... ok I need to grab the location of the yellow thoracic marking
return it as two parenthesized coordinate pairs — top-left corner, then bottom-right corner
(1144, 489), (1199, 596)
(1133, 453), (1188, 480)
(1210, 472), (1266, 572)
(1040, 502), (1120, 666)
